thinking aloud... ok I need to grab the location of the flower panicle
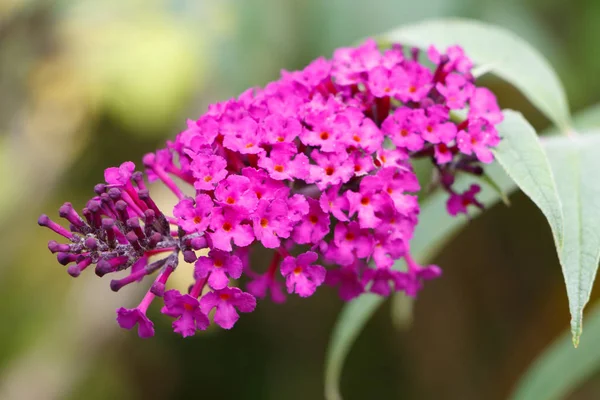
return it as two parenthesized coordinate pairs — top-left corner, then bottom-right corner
(39, 40), (503, 338)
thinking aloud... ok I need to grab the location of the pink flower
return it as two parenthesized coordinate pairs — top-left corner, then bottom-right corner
(342, 108), (384, 154)
(325, 264), (364, 301)
(447, 184), (483, 216)
(242, 167), (288, 201)
(190, 153), (228, 191)
(215, 175), (259, 213)
(428, 45), (473, 74)
(393, 61), (433, 102)
(105, 161), (135, 187)
(246, 272), (286, 303)
(251, 199), (293, 248)
(362, 267), (406, 297)
(421, 105), (457, 144)
(469, 87), (504, 125)
(173, 194), (213, 234)
(348, 150), (375, 177)
(292, 198), (330, 244)
(195, 250), (244, 290)
(161, 290), (210, 337)
(259, 114), (302, 144)
(280, 252), (326, 297)
(456, 118), (500, 163)
(116, 307), (154, 338)
(361, 167), (419, 215)
(381, 109), (425, 151)
(209, 206), (255, 251)
(199, 287), (256, 329)
(258, 143), (310, 181)
(222, 116), (264, 155)
(301, 113), (349, 153)
(436, 73), (474, 110)
(308, 150), (354, 190)
(319, 184), (349, 222)
(434, 143), (454, 164)
(326, 221), (374, 266)
(332, 39), (382, 85)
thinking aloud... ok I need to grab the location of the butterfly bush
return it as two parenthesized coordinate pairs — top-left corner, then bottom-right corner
(39, 40), (502, 338)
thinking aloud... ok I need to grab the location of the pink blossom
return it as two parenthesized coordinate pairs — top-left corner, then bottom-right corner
(195, 250), (244, 290)
(436, 73), (474, 109)
(447, 184), (483, 216)
(199, 287), (256, 329)
(421, 105), (457, 144)
(161, 289), (210, 337)
(242, 167), (288, 201)
(325, 264), (364, 301)
(215, 175), (259, 213)
(456, 118), (500, 163)
(292, 198), (330, 244)
(280, 251), (326, 297)
(258, 143), (310, 181)
(209, 206), (255, 251)
(381, 108), (426, 151)
(246, 272), (286, 303)
(308, 150), (354, 190)
(326, 221), (374, 266)
(190, 153), (229, 191)
(251, 199), (293, 248)
(105, 161), (135, 187)
(469, 87), (504, 125)
(173, 194), (213, 234)
(116, 307), (154, 338)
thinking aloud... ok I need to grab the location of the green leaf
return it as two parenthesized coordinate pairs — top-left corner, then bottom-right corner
(543, 132), (600, 345)
(324, 162), (517, 400)
(510, 300), (600, 400)
(390, 292), (414, 331)
(477, 172), (511, 207)
(492, 110), (564, 255)
(324, 294), (385, 400)
(381, 18), (572, 131)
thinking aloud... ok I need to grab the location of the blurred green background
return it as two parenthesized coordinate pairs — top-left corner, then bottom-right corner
(2, 0), (600, 399)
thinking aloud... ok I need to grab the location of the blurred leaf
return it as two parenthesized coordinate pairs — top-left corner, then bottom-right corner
(477, 172), (511, 207)
(543, 131), (600, 345)
(381, 18), (572, 131)
(493, 110), (563, 256)
(324, 162), (517, 400)
(571, 103), (600, 131)
(390, 292), (414, 331)
(324, 294), (384, 400)
(510, 300), (600, 400)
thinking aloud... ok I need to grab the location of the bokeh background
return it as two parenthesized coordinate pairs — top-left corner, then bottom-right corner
(1, 0), (600, 399)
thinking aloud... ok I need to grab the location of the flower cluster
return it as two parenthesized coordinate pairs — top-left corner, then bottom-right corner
(39, 40), (502, 338)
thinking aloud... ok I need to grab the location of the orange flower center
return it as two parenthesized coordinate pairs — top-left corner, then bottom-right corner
(222, 222), (232, 232)
(360, 197), (370, 206)
(260, 218), (268, 227)
(320, 131), (330, 140)
(274, 165), (284, 173)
